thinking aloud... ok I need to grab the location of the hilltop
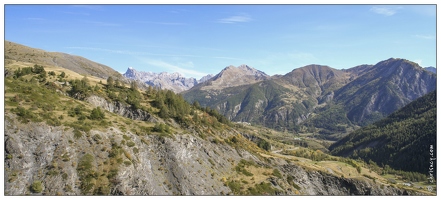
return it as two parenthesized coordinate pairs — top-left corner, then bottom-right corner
(5, 40), (124, 80)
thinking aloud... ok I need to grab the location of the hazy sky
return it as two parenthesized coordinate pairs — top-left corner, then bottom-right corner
(4, 4), (436, 79)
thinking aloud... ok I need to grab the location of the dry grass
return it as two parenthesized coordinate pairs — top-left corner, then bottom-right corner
(226, 163), (274, 193)
(5, 60), (111, 87)
(5, 41), (123, 79)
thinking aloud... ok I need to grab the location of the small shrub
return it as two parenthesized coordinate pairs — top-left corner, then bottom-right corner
(257, 139), (271, 151)
(287, 175), (301, 190)
(92, 134), (102, 142)
(97, 185), (110, 195)
(73, 130), (83, 139)
(208, 159), (215, 166)
(122, 135), (130, 140)
(230, 136), (238, 143)
(47, 169), (59, 176)
(153, 123), (170, 133)
(211, 138), (220, 144)
(124, 161), (132, 166)
(272, 169), (283, 179)
(14, 106), (39, 123)
(89, 107), (105, 120)
(127, 141), (135, 147)
(227, 180), (242, 194)
(235, 160), (254, 176)
(31, 180), (43, 193)
(248, 182), (280, 195)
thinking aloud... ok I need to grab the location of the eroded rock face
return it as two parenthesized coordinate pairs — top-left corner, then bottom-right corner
(4, 114), (418, 196)
(280, 164), (408, 195)
(85, 95), (157, 122)
(4, 114), (236, 195)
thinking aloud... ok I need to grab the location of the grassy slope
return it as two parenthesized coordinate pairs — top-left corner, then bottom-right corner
(5, 40), (123, 79)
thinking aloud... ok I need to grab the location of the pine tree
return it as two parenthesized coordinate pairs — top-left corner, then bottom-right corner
(106, 77), (114, 89)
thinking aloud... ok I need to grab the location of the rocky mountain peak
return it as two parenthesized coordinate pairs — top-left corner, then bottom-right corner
(218, 64), (269, 78)
(124, 67), (140, 77)
(200, 64), (270, 90)
(282, 64), (346, 91)
(237, 64), (252, 70)
(123, 67), (212, 93)
(199, 74), (214, 82)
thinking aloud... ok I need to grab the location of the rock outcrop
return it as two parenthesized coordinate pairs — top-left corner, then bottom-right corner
(4, 114), (235, 195)
(85, 95), (157, 122)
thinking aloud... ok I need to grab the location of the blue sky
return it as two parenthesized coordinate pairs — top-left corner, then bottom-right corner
(4, 4), (437, 79)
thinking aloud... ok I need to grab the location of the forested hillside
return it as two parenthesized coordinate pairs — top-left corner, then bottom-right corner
(329, 90), (436, 175)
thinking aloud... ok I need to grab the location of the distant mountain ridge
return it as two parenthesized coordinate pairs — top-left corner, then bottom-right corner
(183, 58), (436, 138)
(333, 58), (437, 125)
(123, 67), (213, 93)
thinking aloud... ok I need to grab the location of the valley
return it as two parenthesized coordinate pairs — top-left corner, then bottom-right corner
(3, 41), (437, 196)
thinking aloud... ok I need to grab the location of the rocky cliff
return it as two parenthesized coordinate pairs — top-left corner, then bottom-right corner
(85, 95), (157, 122)
(5, 112), (422, 195)
(4, 113), (235, 195)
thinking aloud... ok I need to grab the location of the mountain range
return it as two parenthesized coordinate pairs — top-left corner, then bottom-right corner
(123, 67), (213, 93)
(183, 58), (436, 139)
(122, 64), (269, 93)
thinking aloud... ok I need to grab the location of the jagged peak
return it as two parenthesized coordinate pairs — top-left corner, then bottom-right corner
(238, 64), (252, 70)
(199, 74), (214, 82)
(124, 67), (138, 75)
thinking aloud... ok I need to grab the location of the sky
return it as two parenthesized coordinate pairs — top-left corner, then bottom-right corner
(4, 4), (437, 79)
